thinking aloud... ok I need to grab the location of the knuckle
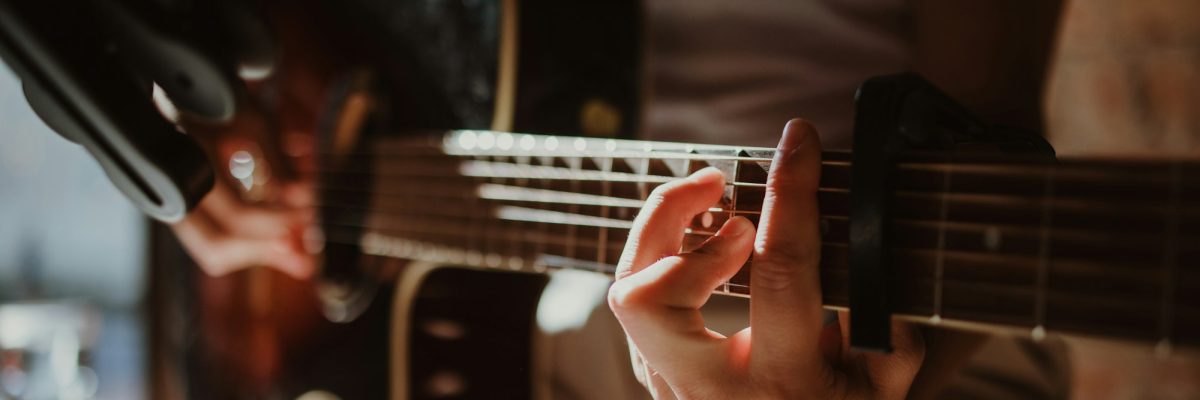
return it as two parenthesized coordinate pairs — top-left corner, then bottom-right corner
(607, 279), (647, 314)
(752, 242), (817, 291)
(765, 171), (811, 197)
(750, 258), (796, 291)
(608, 256), (684, 313)
(194, 251), (231, 277)
(647, 180), (687, 205)
(755, 237), (815, 267)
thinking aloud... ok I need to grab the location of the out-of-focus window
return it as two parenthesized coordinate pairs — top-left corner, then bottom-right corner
(0, 61), (147, 399)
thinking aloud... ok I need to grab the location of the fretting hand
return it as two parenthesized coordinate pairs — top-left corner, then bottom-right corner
(609, 119), (924, 399)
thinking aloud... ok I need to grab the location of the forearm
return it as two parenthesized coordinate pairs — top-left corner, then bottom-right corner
(1044, 0), (1200, 156)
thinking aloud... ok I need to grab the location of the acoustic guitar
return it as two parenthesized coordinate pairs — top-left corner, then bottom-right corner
(308, 128), (1200, 399)
(122, 1), (1196, 399)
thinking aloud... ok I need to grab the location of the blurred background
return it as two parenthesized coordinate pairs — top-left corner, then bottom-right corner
(0, 61), (148, 399)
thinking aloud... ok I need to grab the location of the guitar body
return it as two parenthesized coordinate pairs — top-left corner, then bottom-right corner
(149, 1), (643, 399)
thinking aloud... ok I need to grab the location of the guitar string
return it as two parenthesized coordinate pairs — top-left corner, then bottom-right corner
(314, 144), (1191, 186)
(312, 181), (1194, 239)
(312, 225), (1194, 332)
(308, 156), (1191, 202)
(314, 202), (1182, 289)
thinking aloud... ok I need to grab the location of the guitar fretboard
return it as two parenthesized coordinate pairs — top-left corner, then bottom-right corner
(317, 130), (1200, 352)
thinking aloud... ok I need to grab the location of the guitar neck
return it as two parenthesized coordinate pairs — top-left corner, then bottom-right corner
(316, 130), (1200, 351)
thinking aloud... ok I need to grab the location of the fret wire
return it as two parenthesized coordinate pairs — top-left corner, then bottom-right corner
(533, 158), (550, 272)
(680, 153), (695, 254)
(726, 150), (743, 294)
(1158, 160), (1182, 356)
(487, 154), (503, 269)
(638, 155), (651, 201)
(498, 155), (520, 270)
(477, 154), (490, 266)
(932, 158), (953, 324)
(1033, 165), (1055, 341)
(463, 154), (482, 264)
(565, 157), (582, 260)
(598, 157), (613, 270)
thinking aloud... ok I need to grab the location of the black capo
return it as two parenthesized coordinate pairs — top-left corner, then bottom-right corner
(848, 74), (1055, 352)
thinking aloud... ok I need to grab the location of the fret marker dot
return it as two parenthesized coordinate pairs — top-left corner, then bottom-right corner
(701, 212), (714, 228)
(984, 226), (1002, 251)
(1031, 325), (1046, 342)
(458, 131), (478, 150)
(477, 131), (496, 150)
(574, 137), (588, 152)
(519, 135), (536, 150)
(545, 136), (559, 151)
(605, 139), (617, 152)
(497, 132), (514, 150)
(930, 314), (942, 324)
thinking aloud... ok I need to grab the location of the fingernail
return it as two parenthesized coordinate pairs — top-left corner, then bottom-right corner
(689, 166), (725, 184)
(778, 118), (812, 151)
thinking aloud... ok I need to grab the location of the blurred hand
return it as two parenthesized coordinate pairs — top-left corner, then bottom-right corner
(171, 101), (316, 279)
(609, 119), (924, 399)
(167, 4), (336, 280)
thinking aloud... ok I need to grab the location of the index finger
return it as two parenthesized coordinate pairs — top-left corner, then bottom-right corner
(614, 167), (727, 280)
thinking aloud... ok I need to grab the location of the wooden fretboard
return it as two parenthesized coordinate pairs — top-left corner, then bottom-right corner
(316, 130), (1200, 352)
